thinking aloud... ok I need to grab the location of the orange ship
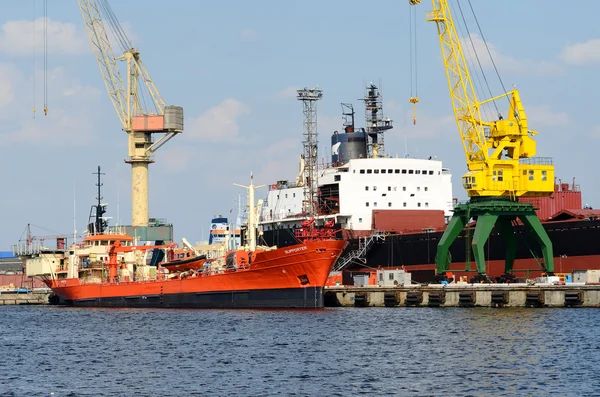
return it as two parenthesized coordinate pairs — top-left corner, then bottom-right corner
(16, 171), (346, 308)
(35, 235), (346, 308)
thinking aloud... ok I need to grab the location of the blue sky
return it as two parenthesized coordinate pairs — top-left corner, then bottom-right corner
(1, 0), (599, 248)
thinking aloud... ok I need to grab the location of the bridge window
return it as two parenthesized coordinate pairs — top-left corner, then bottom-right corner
(528, 170), (534, 181)
(403, 202), (407, 207)
(360, 169), (365, 174)
(425, 202), (429, 207)
(359, 218), (363, 223)
(542, 170), (547, 181)
(402, 169), (407, 174)
(417, 187), (420, 191)
(373, 186), (377, 191)
(395, 169), (400, 174)
(374, 169), (379, 174)
(366, 202), (369, 207)
(374, 202), (378, 207)
(416, 170), (421, 174)
(334, 175), (341, 181)
(409, 170), (414, 174)
(365, 186), (369, 191)
(388, 186), (391, 191)
(293, 193), (296, 198)
(388, 169), (393, 174)
(418, 203), (421, 207)
(388, 202), (392, 207)
(422, 170), (427, 174)
(429, 171), (434, 175)
(285, 194), (288, 198)
(425, 187), (428, 191)
(367, 169), (372, 174)
(403, 186), (406, 191)
(381, 169), (386, 174)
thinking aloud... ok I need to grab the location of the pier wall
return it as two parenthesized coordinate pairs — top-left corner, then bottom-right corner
(325, 284), (600, 308)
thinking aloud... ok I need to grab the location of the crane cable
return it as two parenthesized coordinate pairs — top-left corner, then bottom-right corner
(408, 3), (418, 125)
(466, 0), (510, 114)
(43, 0), (48, 116)
(456, 0), (508, 119)
(32, 0), (36, 118)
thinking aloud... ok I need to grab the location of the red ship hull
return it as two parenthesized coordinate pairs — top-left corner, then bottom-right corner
(45, 240), (347, 308)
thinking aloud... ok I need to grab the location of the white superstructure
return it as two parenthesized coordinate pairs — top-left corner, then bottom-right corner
(259, 156), (453, 233)
(259, 83), (454, 235)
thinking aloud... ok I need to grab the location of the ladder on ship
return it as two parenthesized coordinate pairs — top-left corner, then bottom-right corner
(332, 231), (387, 272)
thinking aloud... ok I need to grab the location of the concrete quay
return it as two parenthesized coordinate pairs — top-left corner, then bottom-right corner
(324, 284), (600, 308)
(0, 290), (51, 305)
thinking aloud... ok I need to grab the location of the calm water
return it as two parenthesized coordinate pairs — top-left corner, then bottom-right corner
(1, 306), (599, 396)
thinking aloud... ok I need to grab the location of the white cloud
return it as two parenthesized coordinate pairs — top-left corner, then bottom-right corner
(526, 105), (569, 128)
(263, 138), (300, 156)
(0, 63), (19, 107)
(7, 111), (94, 146)
(560, 39), (600, 65)
(467, 33), (562, 76)
(0, 65), (103, 146)
(240, 28), (258, 42)
(0, 17), (89, 56)
(273, 86), (299, 100)
(158, 146), (194, 173)
(186, 99), (250, 141)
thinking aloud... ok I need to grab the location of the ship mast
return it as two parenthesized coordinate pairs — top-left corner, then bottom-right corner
(297, 87), (323, 219)
(234, 173), (264, 251)
(361, 83), (393, 158)
(88, 166), (108, 235)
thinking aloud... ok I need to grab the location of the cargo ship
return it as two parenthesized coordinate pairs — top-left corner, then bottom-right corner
(258, 84), (600, 283)
(14, 173), (347, 308)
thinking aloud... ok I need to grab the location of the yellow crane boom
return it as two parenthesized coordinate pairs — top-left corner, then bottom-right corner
(78, 0), (183, 227)
(412, 0), (553, 199)
(410, 0), (555, 280)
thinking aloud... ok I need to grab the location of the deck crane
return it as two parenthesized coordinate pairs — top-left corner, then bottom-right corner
(77, 0), (183, 228)
(409, 0), (555, 281)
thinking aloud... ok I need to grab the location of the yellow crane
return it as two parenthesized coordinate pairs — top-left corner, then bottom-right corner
(78, 0), (183, 228)
(410, 0), (554, 281)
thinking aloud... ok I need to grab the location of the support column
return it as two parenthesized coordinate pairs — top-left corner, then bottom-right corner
(519, 213), (554, 274)
(435, 212), (467, 274)
(131, 162), (149, 227)
(495, 218), (517, 274)
(471, 213), (498, 275)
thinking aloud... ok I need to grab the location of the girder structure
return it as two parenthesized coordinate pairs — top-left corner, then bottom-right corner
(297, 88), (322, 218)
(78, 0), (183, 227)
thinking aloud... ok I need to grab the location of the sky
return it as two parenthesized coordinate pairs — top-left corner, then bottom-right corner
(1, 0), (600, 249)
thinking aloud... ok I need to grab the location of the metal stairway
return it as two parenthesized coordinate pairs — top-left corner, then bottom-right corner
(332, 231), (387, 272)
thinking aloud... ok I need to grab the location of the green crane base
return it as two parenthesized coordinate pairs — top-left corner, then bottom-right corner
(435, 199), (554, 278)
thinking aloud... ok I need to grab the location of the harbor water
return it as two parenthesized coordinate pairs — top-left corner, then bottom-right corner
(1, 306), (599, 396)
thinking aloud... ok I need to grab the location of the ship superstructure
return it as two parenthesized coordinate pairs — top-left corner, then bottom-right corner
(259, 84), (454, 238)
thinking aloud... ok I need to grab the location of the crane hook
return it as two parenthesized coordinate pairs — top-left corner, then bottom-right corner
(409, 97), (419, 125)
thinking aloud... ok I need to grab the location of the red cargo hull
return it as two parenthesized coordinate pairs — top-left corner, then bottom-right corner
(45, 239), (347, 308)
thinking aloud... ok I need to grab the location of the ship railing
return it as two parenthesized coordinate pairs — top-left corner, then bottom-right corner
(519, 157), (553, 165)
(260, 212), (306, 223)
(332, 231), (386, 272)
(11, 242), (44, 257)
